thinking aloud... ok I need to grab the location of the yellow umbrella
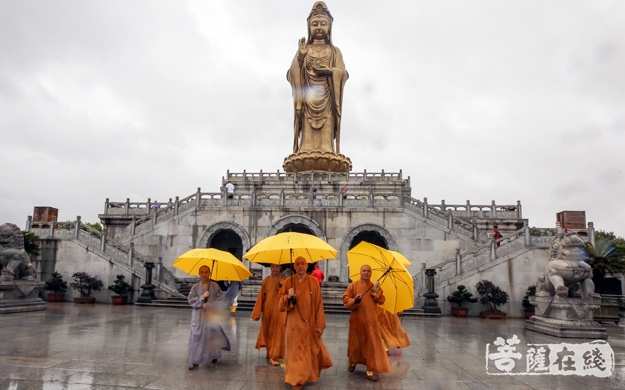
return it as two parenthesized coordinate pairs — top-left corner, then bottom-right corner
(173, 248), (252, 281)
(346, 241), (414, 314)
(243, 232), (337, 265)
(388, 250), (412, 267)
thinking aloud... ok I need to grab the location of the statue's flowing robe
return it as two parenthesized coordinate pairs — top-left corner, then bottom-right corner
(251, 275), (286, 360)
(287, 44), (348, 154)
(279, 275), (333, 387)
(188, 281), (231, 364)
(343, 280), (391, 373)
(378, 307), (411, 349)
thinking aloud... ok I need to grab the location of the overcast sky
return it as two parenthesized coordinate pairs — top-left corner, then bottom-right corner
(1, 1), (624, 237)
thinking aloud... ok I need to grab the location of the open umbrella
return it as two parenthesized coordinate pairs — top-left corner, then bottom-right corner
(243, 232), (337, 265)
(346, 241), (414, 314)
(173, 248), (252, 281)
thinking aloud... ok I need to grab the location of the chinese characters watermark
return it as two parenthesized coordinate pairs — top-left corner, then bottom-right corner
(486, 335), (613, 377)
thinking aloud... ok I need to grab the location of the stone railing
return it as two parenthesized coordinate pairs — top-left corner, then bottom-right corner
(28, 217), (182, 297)
(224, 169), (406, 183)
(414, 223), (545, 294)
(428, 200), (522, 219)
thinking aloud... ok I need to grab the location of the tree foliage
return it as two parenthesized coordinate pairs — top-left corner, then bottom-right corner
(85, 222), (103, 232)
(108, 274), (133, 296)
(586, 230), (625, 294)
(45, 272), (68, 294)
(22, 231), (41, 257)
(447, 285), (478, 308)
(70, 272), (103, 297)
(475, 280), (509, 313)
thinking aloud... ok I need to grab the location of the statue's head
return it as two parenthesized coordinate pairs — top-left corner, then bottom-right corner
(549, 232), (588, 262)
(307, 2), (333, 44)
(0, 223), (23, 248)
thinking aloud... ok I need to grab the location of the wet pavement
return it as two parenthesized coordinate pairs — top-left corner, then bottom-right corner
(1, 303), (624, 389)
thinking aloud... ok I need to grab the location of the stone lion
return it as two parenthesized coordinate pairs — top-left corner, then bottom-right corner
(0, 223), (36, 280)
(535, 232), (600, 299)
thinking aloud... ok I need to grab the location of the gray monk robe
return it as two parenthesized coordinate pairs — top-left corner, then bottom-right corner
(188, 281), (231, 364)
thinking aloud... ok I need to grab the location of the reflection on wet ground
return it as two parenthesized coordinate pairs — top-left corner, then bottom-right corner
(0, 303), (623, 389)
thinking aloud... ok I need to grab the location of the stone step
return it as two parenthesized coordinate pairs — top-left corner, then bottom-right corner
(136, 297), (437, 317)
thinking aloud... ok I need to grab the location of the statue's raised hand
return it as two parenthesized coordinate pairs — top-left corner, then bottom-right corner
(298, 37), (308, 59)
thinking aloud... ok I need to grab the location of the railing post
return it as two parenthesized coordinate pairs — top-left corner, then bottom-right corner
(280, 188), (285, 207)
(196, 187), (201, 209)
(423, 198), (428, 218)
(104, 198), (109, 214)
(74, 216), (81, 239)
(100, 225), (106, 252)
(466, 200), (471, 218)
(399, 169), (402, 181)
(49, 217), (57, 238)
(447, 212), (453, 229)
(491, 200), (497, 219)
(130, 216), (136, 236)
(25, 216), (32, 232)
(125, 198), (130, 215)
(524, 221), (530, 246)
(309, 187), (314, 207)
(146, 198), (151, 215)
(369, 186), (374, 207)
(440, 199), (446, 213)
(517, 200), (522, 218)
(588, 222), (595, 245)
(128, 242), (134, 267)
(490, 237), (496, 261)
(455, 248), (462, 276)
(473, 224), (479, 241)
(174, 196), (179, 216)
(155, 257), (162, 283)
(399, 186), (404, 208)
(152, 206), (157, 226)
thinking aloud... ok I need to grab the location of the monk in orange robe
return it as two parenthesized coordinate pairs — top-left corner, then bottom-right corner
(343, 265), (390, 382)
(279, 257), (333, 390)
(251, 264), (286, 366)
(378, 307), (410, 350)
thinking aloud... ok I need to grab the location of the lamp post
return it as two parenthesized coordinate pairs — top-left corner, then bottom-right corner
(422, 268), (441, 314)
(137, 262), (156, 303)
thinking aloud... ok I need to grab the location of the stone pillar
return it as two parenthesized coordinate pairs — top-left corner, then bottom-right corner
(280, 188), (285, 207)
(152, 207), (157, 226)
(137, 262), (156, 303)
(128, 242), (134, 267)
(473, 224), (479, 242)
(399, 186), (404, 207)
(49, 217), (57, 238)
(130, 216), (136, 236)
(491, 200), (497, 219)
(196, 187), (202, 209)
(100, 225), (106, 252)
(174, 196), (180, 215)
(25, 216), (32, 232)
(422, 269), (441, 314)
(466, 200), (471, 218)
(125, 198), (130, 215)
(556, 221), (563, 234)
(368, 186), (374, 207)
(155, 257), (162, 283)
(309, 187), (314, 207)
(104, 198), (109, 214)
(517, 200), (522, 218)
(524, 221), (530, 246)
(146, 198), (151, 215)
(423, 198), (428, 218)
(447, 212), (453, 229)
(74, 216), (81, 239)
(455, 248), (462, 276)
(490, 237), (496, 261)
(588, 222), (595, 245)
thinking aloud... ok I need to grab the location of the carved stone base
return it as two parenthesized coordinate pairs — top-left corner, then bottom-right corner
(526, 295), (606, 339)
(283, 150), (352, 173)
(0, 280), (47, 314)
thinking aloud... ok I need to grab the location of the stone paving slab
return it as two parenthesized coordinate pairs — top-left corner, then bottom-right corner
(0, 303), (623, 389)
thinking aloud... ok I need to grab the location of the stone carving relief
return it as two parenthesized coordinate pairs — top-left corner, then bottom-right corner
(0, 223), (35, 281)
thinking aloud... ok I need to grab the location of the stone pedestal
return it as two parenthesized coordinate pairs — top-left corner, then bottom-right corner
(0, 280), (47, 314)
(526, 295), (606, 339)
(283, 151), (352, 173)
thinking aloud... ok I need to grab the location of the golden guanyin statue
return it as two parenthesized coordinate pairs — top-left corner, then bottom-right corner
(283, 2), (352, 173)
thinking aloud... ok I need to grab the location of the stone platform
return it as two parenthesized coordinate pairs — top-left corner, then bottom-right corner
(0, 280), (46, 314)
(1, 303), (623, 389)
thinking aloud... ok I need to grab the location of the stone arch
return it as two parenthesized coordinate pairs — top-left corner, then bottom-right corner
(339, 224), (397, 282)
(265, 215), (328, 277)
(197, 222), (251, 268)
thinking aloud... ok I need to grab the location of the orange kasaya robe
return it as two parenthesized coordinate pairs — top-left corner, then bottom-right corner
(378, 307), (411, 349)
(251, 274), (286, 360)
(279, 274), (333, 387)
(343, 280), (391, 373)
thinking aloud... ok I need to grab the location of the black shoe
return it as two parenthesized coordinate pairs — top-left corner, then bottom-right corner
(211, 359), (218, 363)
(188, 364), (198, 370)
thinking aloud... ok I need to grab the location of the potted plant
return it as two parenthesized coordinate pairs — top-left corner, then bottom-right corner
(446, 285), (478, 317)
(475, 280), (509, 319)
(70, 272), (103, 304)
(108, 274), (133, 304)
(522, 285), (536, 319)
(45, 272), (68, 302)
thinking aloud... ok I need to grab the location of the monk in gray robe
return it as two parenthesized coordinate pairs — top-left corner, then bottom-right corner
(187, 265), (231, 370)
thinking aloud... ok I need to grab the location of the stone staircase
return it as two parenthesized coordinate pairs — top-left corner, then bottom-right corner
(136, 281), (437, 317)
